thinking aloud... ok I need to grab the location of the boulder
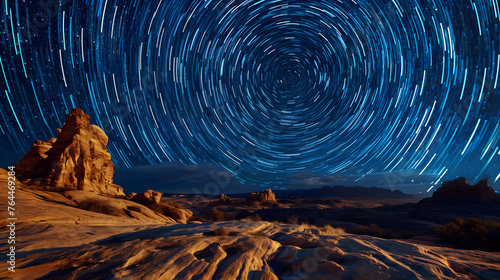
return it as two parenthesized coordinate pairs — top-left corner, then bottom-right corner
(247, 188), (276, 203)
(15, 108), (124, 196)
(132, 190), (163, 204)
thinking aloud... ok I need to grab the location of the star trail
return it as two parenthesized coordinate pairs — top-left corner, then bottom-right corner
(0, 0), (499, 191)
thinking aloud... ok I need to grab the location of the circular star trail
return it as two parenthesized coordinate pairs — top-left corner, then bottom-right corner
(0, 0), (499, 190)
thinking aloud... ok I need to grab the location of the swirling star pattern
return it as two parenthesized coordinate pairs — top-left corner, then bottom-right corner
(0, 0), (499, 191)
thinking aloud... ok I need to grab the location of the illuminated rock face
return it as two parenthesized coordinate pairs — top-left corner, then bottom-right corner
(16, 108), (124, 197)
(432, 178), (496, 199)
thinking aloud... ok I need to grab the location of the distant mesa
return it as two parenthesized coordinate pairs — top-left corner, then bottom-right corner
(247, 188), (276, 203)
(15, 108), (124, 196)
(432, 177), (497, 199)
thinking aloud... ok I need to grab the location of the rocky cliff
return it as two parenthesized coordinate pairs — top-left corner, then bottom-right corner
(15, 108), (124, 196)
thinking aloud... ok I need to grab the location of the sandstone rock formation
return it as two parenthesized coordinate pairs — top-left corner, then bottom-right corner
(11, 109), (194, 223)
(129, 190), (193, 223)
(132, 189), (163, 204)
(219, 194), (231, 203)
(162, 204), (193, 223)
(247, 188), (276, 203)
(15, 108), (124, 196)
(432, 178), (497, 199)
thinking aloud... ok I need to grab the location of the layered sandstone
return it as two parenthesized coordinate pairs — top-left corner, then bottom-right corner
(15, 108), (124, 196)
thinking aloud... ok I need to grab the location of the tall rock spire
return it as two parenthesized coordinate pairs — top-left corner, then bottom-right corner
(16, 108), (124, 196)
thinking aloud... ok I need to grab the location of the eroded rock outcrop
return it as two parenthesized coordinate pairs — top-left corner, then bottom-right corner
(15, 108), (124, 196)
(247, 188), (276, 203)
(129, 190), (193, 223)
(132, 189), (163, 204)
(219, 194), (231, 203)
(432, 178), (497, 199)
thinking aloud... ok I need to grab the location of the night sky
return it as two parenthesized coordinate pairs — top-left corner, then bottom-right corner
(0, 0), (499, 193)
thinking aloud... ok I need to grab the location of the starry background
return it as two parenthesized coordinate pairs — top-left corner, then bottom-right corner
(0, 0), (499, 193)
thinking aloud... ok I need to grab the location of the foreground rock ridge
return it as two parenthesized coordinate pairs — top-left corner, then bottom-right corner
(15, 108), (124, 196)
(2, 212), (499, 280)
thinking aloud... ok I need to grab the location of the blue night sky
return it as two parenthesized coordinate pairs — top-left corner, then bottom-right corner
(0, 0), (499, 193)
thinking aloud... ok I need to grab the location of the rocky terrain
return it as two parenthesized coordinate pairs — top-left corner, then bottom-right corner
(183, 179), (498, 242)
(2, 108), (500, 279)
(1, 180), (500, 279)
(2, 167), (499, 279)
